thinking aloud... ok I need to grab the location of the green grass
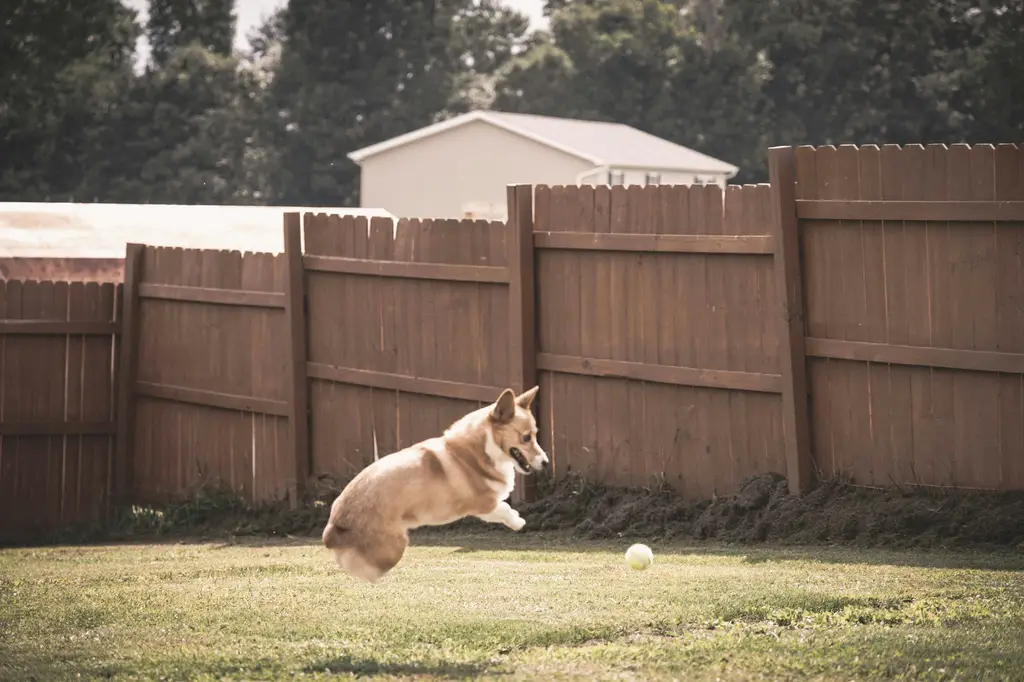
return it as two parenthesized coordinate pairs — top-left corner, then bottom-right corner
(2, 531), (1023, 681)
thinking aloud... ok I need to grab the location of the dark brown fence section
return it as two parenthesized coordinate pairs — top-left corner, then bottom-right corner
(6, 142), (1024, 546)
(789, 143), (1024, 489)
(532, 183), (788, 499)
(126, 246), (295, 504)
(298, 212), (534, 497)
(0, 280), (121, 542)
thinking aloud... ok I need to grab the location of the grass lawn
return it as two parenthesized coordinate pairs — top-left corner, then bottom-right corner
(1, 531), (1023, 681)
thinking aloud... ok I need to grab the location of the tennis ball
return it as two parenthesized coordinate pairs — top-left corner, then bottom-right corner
(624, 543), (654, 570)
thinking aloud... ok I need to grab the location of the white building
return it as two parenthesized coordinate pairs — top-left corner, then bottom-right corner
(348, 110), (739, 221)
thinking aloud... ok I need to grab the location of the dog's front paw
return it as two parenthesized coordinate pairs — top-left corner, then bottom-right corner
(507, 514), (526, 531)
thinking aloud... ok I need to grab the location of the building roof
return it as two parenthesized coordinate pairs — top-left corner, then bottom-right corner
(0, 203), (394, 258)
(347, 110), (739, 176)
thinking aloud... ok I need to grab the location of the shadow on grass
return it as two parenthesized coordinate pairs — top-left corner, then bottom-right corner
(407, 529), (1024, 572)
(12, 526), (1023, 573)
(184, 527), (1024, 572)
(9, 525), (1024, 573)
(304, 655), (499, 678)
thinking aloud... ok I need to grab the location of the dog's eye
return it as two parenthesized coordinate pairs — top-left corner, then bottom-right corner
(522, 434), (532, 443)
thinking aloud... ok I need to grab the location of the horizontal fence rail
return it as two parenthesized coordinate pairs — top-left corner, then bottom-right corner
(0, 320), (120, 335)
(138, 283), (287, 309)
(303, 254), (510, 283)
(133, 381), (291, 416)
(0, 421), (118, 436)
(536, 353), (784, 393)
(533, 232), (776, 254)
(796, 199), (1024, 222)
(805, 339), (1024, 375)
(306, 362), (505, 403)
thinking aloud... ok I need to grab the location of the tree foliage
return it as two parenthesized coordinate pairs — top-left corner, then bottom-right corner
(0, 0), (139, 199)
(1, 0), (1020, 201)
(147, 0), (236, 66)
(494, 0), (771, 179)
(78, 45), (255, 203)
(261, 0), (532, 206)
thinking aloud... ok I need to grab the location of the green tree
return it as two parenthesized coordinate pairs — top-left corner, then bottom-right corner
(73, 0), (262, 204)
(728, 0), (1024, 149)
(493, 0), (768, 180)
(492, 32), (579, 117)
(954, 0), (1024, 141)
(0, 0), (139, 199)
(231, 9), (288, 203)
(264, 0), (531, 206)
(146, 0), (236, 66)
(448, 0), (533, 109)
(499, 0), (1022, 182)
(77, 44), (255, 203)
(495, 0), (681, 123)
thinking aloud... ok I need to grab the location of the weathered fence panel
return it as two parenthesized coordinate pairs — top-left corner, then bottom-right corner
(0, 280), (121, 543)
(300, 214), (519, 487)
(532, 183), (788, 498)
(794, 143), (1024, 489)
(128, 246), (294, 504)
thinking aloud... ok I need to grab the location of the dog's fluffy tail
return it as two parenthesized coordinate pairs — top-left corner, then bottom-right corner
(322, 523), (348, 550)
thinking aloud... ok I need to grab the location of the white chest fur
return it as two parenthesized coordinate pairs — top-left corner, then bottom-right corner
(485, 431), (517, 501)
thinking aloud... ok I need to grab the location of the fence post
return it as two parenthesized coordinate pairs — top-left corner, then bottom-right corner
(283, 213), (311, 509)
(768, 146), (815, 495)
(506, 184), (538, 503)
(114, 243), (143, 511)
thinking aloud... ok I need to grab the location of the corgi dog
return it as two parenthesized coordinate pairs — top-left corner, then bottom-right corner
(321, 386), (548, 582)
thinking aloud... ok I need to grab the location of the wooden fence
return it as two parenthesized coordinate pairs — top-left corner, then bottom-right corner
(532, 183), (789, 499)
(300, 211), (534, 494)
(0, 280), (121, 543)
(120, 245), (295, 506)
(3, 142), (1023, 544)
(112, 204), (535, 511)
(793, 143), (1024, 489)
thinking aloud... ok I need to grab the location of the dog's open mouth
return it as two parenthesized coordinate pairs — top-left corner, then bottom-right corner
(509, 447), (533, 474)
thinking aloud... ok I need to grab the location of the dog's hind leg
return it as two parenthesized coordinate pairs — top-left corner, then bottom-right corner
(323, 524), (365, 577)
(362, 530), (410, 581)
(330, 529), (410, 583)
(323, 523), (348, 550)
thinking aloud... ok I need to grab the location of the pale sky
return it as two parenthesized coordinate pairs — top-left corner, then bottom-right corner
(123, 0), (548, 57)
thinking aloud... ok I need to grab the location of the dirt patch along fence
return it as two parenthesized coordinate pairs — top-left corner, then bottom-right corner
(3, 142), (1024, 544)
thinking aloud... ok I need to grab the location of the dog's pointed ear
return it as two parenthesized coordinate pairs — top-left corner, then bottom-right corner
(491, 388), (517, 423)
(515, 385), (539, 409)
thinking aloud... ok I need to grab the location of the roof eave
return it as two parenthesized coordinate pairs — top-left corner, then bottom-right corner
(346, 112), (740, 177)
(347, 110), (604, 166)
(347, 110), (487, 164)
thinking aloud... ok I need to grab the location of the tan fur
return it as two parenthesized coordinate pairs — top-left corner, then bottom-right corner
(321, 386), (548, 582)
